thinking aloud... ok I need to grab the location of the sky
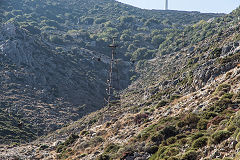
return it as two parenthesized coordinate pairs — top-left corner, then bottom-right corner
(116, 0), (240, 13)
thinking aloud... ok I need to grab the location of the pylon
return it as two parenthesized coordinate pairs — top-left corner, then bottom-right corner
(106, 37), (120, 107)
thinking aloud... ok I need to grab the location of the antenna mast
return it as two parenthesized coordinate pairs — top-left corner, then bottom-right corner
(165, 0), (168, 10)
(106, 37), (119, 107)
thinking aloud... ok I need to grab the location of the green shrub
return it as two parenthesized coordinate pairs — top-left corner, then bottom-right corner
(221, 93), (234, 99)
(49, 35), (64, 44)
(104, 143), (120, 154)
(170, 95), (182, 101)
(94, 18), (107, 24)
(12, 10), (23, 15)
(161, 126), (178, 139)
(168, 157), (179, 160)
(236, 152), (240, 160)
(177, 120), (185, 128)
(91, 136), (104, 145)
(149, 146), (167, 160)
(132, 48), (150, 61)
(210, 48), (222, 59)
(64, 134), (79, 146)
(179, 138), (188, 145)
(80, 130), (89, 135)
(192, 137), (208, 149)
(235, 142), (240, 149)
(22, 25), (41, 34)
(151, 145), (180, 159)
(39, 144), (49, 150)
(202, 111), (218, 119)
(163, 147), (180, 158)
(233, 92), (240, 102)
(181, 150), (198, 160)
(152, 35), (165, 47)
(156, 100), (168, 108)
(145, 145), (159, 154)
(120, 34), (131, 41)
(232, 111), (240, 128)
(97, 154), (110, 160)
(211, 130), (231, 144)
(197, 119), (208, 130)
(192, 132), (204, 141)
(176, 134), (187, 140)
(223, 158), (233, 160)
(151, 132), (163, 144)
(56, 144), (67, 153)
(218, 53), (240, 64)
(227, 124), (237, 132)
(82, 17), (94, 25)
(10, 142), (19, 147)
(215, 84), (231, 93)
(56, 134), (79, 154)
(43, 20), (61, 28)
(89, 118), (97, 125)
(119, 16), (134, 23)
(236, 132), (240, 141)
(138, 130), (150, 141)
(167, 137), (177, 145)
(184, 113), (200, 129)
(176, 133), (187, 139)
(214, 98), (232, 113)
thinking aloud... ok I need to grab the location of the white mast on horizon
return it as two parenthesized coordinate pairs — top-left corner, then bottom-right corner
(165, 0), (168, 10)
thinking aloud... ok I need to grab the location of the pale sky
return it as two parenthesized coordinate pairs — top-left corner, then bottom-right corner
(116, 0), (240, 13)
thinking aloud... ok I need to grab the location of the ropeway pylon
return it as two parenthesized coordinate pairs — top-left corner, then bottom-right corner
(105, 37), (120, 107)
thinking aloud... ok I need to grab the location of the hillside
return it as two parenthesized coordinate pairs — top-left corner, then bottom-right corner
(0, 0), (224, 144)
(1, 3), (240, 160)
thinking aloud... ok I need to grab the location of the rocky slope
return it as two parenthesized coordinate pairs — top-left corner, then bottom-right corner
(1, 57), (240, 160)
(1, 5), (240, 160)
(0, 22), (132, 141)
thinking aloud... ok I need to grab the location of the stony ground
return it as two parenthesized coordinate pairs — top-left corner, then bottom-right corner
(0, 64), (239, 160)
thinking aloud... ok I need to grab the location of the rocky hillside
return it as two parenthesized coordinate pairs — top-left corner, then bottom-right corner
(0, 0), (223, 143)
(0, 22), (133, 141)
(2, 57), (240, 159)
(1, 4), (240, 160)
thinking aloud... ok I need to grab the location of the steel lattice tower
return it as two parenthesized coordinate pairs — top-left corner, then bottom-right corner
(106, 37), (120, 107)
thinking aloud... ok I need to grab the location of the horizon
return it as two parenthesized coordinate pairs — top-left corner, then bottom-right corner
(116, 0), (240, 14)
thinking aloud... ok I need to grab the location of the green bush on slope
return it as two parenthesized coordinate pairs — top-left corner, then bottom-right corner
(192, 136), (208, 149)
(181, 150), (198, 160)
(211, 130), (231, 144)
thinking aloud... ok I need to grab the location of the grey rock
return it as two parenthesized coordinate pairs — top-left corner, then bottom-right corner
(126, 156), (135, 160)
(234, 46), (240, 54)
(222, 45), (232, 55)
(52, 140), (63, 147)
(134, 152), (140, 157)
(230, 140), (238, 149)
(188, 46), (195, 53)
